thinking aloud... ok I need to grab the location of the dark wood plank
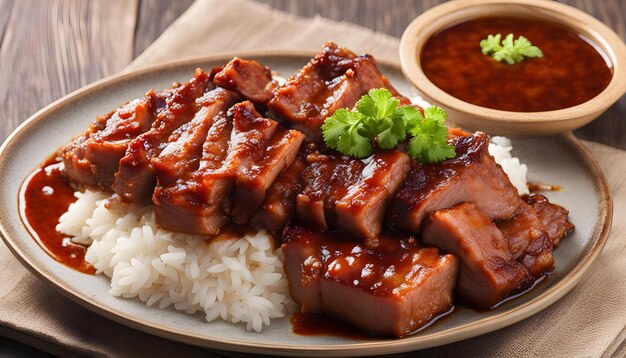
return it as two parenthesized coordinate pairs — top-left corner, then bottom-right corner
(0, 0), (138, 139)
(133, 0), (195, 57)
(256, 0), (626, 149)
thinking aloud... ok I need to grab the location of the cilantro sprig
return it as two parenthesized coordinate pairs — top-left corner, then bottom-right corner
(321, 88), (456, 163)
(480, 33), (543, 64)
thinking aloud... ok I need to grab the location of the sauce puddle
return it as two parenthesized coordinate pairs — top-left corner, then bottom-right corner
(19, 159), (95, 274)
(291, 306), (455, 339)
(291, 312), (376, 340)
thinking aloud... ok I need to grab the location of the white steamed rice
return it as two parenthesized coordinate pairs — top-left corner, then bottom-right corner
(488, 136), (529, 195)
(57, 191), (292, 332)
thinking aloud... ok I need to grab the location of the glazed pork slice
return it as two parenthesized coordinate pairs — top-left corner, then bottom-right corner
(296, 153), (365, 230)
(220, 101), (279, 217)
(335, 151), (411, 246)
(152, 106), (235, 235)
(249, 154), (307, 234)
(388, 132), (521, 233)
(497, 202), (555, 278)
(282, 225), (459, 337)
(151, 88), (241, 233)
(297, 150), (410, 244)
(524, 194), (575, 246)
(268, 42), (409, 142)
(230, 126), (305, 224)
(213, 58), (278, 105)
(154, 101), (299, 235)
(61, 90), (157, 190)
(152, 88), (241, 185)
(423, 203), (533, 308)
(112, 69), (214, 204)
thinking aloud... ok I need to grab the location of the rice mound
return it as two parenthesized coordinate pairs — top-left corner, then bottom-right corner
(57, 191), (292, 332)
(488, 136), (529, 195)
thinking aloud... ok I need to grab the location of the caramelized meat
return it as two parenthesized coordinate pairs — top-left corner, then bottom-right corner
(335, 151), (410, 246)
(152, 88), (241, 233)
(61, 91), (157, 190)
(153, 108), (234, 235)
(283, 225), (458, 337)
(297, 154), (365, 230)
(250, 153), (307, 234)
(388, 132), (521, 233)
(213, 58), (278, 105)
(112, 69), (214, 204)
(497, 202), (555, 278)
(423, 203), (532, 308)
(524, 194), (575, 246)
(230, 126), (305, 224)
(268, 42), (409, 142)
(154, 101), (304, 234)
(297, 150), (410, 245)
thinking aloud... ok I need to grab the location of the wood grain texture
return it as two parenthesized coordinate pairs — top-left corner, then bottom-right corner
(0, 0), (137, 137)
(133, 0), (195, 57)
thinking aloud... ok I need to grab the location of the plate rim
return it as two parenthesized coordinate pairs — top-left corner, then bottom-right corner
(0, 52), (613, 356)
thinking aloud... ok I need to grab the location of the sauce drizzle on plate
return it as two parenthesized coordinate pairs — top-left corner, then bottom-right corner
(19, 159), (95, 274)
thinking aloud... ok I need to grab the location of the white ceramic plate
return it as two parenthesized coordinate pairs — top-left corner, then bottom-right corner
(0, 53), (612, 356)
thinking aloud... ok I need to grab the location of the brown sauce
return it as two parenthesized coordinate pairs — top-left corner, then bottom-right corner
(421, 17), (613, 112)
(19, 159), (95, 274)
(291, 312), (376, 340)
(291, 306), (455, 339)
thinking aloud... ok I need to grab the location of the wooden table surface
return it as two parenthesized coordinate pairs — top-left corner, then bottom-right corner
(0, 0), (624, 354)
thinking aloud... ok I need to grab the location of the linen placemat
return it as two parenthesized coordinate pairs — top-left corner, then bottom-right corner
(1, 0), (624, 356)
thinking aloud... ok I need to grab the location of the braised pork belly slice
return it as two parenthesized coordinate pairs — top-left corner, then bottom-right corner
(297, 154), (365, 230)
(268, 42), (409, 142)
(112, 68), (214, 204)
(523, 194), (575, 246)
(152, 88), (241, 185)
(61, 90), (157, 190)
(335, 151), (410, 246)
(282, 225), (458, 337)
(497, 202), (555, 278)
(388, 132), (521, 233)
(213, 58), (278, 105)
(153, 107), (235, 235)
(249, 154), (307, 234)
(151, 89), (241, 233)
(423, 203), (533, 308)
(230, 127), (305, 224)
(297, 150), (410, 244)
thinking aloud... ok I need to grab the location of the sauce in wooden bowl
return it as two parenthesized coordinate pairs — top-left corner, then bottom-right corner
(420, 17), (613, 112)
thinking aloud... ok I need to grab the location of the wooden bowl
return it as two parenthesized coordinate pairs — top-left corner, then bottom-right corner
(399, 0), (626, 136)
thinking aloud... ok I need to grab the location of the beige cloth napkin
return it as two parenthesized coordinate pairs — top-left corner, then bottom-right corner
(1, 0), (625, 356)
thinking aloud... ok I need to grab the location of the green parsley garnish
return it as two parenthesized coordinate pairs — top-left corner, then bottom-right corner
(321, 88), (456, 163)
(406, 106), (457, 163)
(480, 33), (544, 64)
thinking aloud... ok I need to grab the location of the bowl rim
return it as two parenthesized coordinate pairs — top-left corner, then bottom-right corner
(399, 0), (626, 125)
